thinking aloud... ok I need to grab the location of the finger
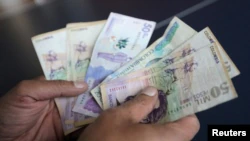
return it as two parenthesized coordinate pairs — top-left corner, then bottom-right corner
(157, 115), (200, 141)
(117, 86), (158, 123)
(16, 80), (88, 101)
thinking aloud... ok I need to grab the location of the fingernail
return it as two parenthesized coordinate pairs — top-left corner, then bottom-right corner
(74, 80), (86, 88)
(141, 86), (157, 96)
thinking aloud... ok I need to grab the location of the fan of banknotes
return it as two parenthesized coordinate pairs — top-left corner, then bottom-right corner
(31, 12), (240, 135)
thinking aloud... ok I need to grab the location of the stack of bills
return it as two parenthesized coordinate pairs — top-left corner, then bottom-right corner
(31, 12), (240, 135)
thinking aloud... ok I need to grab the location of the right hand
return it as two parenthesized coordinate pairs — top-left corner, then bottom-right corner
(78, 86), (200, 141)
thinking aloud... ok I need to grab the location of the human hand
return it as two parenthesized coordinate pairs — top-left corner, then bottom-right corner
(79, 86), (200, 141)
(0, 76), (88, 141)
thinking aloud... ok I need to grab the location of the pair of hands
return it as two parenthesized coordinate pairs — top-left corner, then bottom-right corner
(0, 76), (199, 141)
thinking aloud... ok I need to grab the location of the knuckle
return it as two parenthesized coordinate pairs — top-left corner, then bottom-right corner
(100, 108), (117, 119)
(103, 108), (116, 116)
(16, 80), (30, 95)
(99, 108), (121, 124)
(56, 80), (69, 89)
(190, 116), (200, 131)
(54, 80), (71, 96)
(164, 116), (200, 140)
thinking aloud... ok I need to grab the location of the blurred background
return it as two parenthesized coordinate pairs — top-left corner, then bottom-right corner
(0, 0), (54, 19)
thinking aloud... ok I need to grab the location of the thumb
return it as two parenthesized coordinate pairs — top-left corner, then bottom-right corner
(118, 86), (158, 123)
(157, 115), (200, 141)
(16, 79), (88, 101)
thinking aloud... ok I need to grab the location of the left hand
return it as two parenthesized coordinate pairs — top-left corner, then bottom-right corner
(0, 76), (88, 141)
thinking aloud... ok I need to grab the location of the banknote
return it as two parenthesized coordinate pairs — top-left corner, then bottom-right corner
(55, 98), (81, 135)
(66, 20), (106, 28)
(64, 97), (96, 126)
(65, 22), (106, 125)
(106, 27), (240, 84)
(64, 97), (76, 124)
(66, 97), (96, 127)
(66, 20), (106, 81)
(100, 27), (240, 108)
(67, 21), (105, 82)
(32, 29), (67, 80)
(31, 29), (79, 135)
(158, 27), (240, 78)
(73, 12), (156, 116)
(100, 43), (238, 122)
(74, 113), (96, 127)
(91, 16), (197, 109)
(203, 28), (240, 78)
(101, 26), (240, 109)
